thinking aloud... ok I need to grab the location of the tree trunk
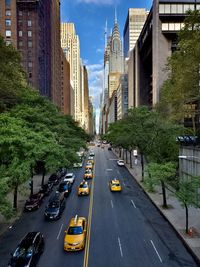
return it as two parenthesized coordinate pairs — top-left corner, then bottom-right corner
(119, 148), (122, 158)
(185, 203), (189, 234)
(126, 150), (128, 163)
(141, 153), (144, 182)
(161, 180), (167, 208)
(13, 184), (18, 210)
(122, 149), (125, 160)
(130, 150), (132, 168)
(41, 166), (46, 186)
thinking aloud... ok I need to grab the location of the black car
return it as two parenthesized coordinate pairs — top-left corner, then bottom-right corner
(7, 232), (44, 267)
(57, 181), (72, 197)
(24, 193), (44, 211)
(48, 173), (60, 185)
(44, 192), (65, 220)
(39, 183), (53, 196)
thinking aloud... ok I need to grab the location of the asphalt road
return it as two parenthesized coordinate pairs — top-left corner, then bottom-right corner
(0, 146), (198, 267)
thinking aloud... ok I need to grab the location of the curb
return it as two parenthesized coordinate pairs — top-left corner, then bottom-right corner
(125, 163), (200, 266)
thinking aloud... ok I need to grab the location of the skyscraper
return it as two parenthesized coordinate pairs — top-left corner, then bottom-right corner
(61, 23), (81, 123)
(0, 0), (62, 108)
(123, 8), (148, 58)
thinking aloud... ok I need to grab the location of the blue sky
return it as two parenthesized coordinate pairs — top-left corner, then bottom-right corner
(60, 0), (152, 129)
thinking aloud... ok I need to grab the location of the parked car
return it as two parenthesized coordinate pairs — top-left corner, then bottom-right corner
(39, 183), (53, 196)
(117, 160), (125, 166)
(64, 173), (75, 184)
(7, 232), (44, 267)
(48, 173), (60, 185)
(57, 181), (72, 197)
(44, 192), (65, 220)
(24, 193), (44, 211)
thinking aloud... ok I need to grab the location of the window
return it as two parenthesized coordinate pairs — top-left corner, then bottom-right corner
(183, 4), (190, 13)
(28, 62), (32, 68)
(171, 4), (177, 14)
(18, 20), (22, 26)
(27, 20), (32, 27)
(18, 31), (22, 37)
(28, 41), (32, 48)
(5, 10), (11, 16)
(177, 4), (183, 14)
(18, 11), (22, 16)
(159, 4), (165, 14)
(18, 41), (23, 47)
(28, 31), (32, 37)
(6, 30), (11, 37)
(5, 19), (11, 26)
(169, 23), (175, 31)
(165, 4), (170, 13)
(6, 40), (11, 46)
(162, 23), (168, 31)
(5, 0), (11, 5)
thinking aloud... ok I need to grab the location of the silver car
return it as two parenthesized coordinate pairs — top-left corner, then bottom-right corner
(64, 173), (75, 184)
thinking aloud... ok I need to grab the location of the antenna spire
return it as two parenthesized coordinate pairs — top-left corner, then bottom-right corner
(104, 19), (108, 48)
(115, 6), (117, 23)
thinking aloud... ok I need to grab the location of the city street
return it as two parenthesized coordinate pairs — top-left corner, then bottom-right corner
(0, 147), (198, 267)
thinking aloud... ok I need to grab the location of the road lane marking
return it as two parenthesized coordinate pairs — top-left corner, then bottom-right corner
(109, 159), (118, 160)
(118, 237), (123, 258)
(123, 181), (126, 186)
(117, 170), (120, 175)
(83, 164), (95, 267)
(56, 223), (63, 240)
(106, 169), (113, 171)
(150, 240), (163, 263)
(111, 200), (114, 208)
(131, 200), (136, 208)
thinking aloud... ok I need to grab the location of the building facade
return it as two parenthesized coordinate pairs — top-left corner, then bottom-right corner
(128, 0), (200, 110)
(61, 50), (71, 115)
(0, 0), (62, 108)
(61, 23), (81, 123)
(117, 74), (128, 120)
(123, 8), (148, 58)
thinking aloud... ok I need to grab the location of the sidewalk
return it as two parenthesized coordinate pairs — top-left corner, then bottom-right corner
(113, 148), (200, 264)
(0, 173), (49, 237)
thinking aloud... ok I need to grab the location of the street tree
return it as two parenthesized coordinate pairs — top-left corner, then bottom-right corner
(159, 10), (200, 133)
(175, 176), (200, 234)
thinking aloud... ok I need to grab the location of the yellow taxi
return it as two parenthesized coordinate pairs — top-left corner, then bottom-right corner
(110, 179), (122, 192)
(64, 215), (87, 251)
(88, 159), (94, 165)
(84, 169), (93, 179)
(85, 162), (93, 170)
(78, 181), (90, 196)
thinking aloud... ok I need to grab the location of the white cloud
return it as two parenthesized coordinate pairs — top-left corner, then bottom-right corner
(96, 48), (104, 53)
(76, 0), (119, 5)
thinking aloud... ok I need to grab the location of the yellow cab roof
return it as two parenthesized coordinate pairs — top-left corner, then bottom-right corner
(69, 216), (85, 227)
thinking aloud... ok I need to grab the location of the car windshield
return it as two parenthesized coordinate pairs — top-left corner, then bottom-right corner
(67, 226), (83, 235)
(48, 201), (59, 208)
(66, 174), (73, 178)
(113, 183), (120, 186)
(13, 246), (33, 259)
(79, 184), (88, 188)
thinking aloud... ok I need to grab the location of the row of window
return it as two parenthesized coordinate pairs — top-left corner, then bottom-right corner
(6, 9), (31, 16)
(159, 3), (200, 14)
(162, 22), (184, 31)
(5, 30), (32, 37)
(5, 20), (32, 26)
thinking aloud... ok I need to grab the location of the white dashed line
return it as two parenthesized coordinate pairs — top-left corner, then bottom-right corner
(117, 170), (120, 175)
(56, 223), (64, 240)
(150, 240), (163, 263)
(118, 237), (123, 258)
(111, 200), (114, 208)
(123, 181), (126, 186)
(131, 200), (136, 208)
(106, 169), (113, 171)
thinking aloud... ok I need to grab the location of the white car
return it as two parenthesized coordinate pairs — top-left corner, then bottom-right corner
(64, 173), (75, 184)
(117, 160), (125, 166)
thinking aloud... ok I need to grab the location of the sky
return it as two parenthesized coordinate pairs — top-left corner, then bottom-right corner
(60, 0), (152, 131)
